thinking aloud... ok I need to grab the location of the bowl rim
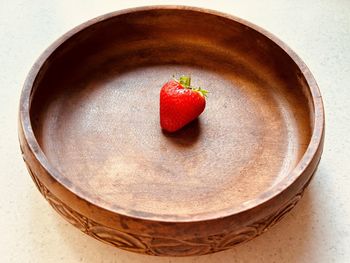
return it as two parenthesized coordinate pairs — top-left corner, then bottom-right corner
(19, 5), (325, 223)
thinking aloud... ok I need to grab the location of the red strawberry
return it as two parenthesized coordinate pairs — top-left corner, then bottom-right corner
(160, 76), (208, 132)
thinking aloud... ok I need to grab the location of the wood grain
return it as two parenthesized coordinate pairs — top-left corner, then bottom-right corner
(18, 6), (324, 256)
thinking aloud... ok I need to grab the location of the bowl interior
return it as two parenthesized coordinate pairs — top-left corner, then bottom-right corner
(29, 9), (313, 217)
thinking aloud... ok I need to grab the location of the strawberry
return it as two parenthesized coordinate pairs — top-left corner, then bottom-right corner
(160, 76), (208, 132)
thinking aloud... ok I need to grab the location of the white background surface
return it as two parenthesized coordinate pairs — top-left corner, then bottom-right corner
(1, 1), (350, 262)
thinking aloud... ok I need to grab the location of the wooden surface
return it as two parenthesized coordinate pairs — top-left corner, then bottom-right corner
(18, 7), (324, 256)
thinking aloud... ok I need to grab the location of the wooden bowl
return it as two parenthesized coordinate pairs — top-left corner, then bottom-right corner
(19, 6), (324, 256)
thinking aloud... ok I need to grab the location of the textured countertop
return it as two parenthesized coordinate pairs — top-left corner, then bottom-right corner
(1, 1), (349, 262)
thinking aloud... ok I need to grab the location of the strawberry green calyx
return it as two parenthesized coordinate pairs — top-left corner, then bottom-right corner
(179, 75), (191, 88)
(175, 75), (209, 97)
(192, 87), (209, 97)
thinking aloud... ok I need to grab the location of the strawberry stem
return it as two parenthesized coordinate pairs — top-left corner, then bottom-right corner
(175, 75), (209, 97)
(179, 75), (191, 88)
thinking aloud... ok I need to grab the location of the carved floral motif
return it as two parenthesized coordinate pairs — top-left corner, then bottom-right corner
(23, 154), (309, 256)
